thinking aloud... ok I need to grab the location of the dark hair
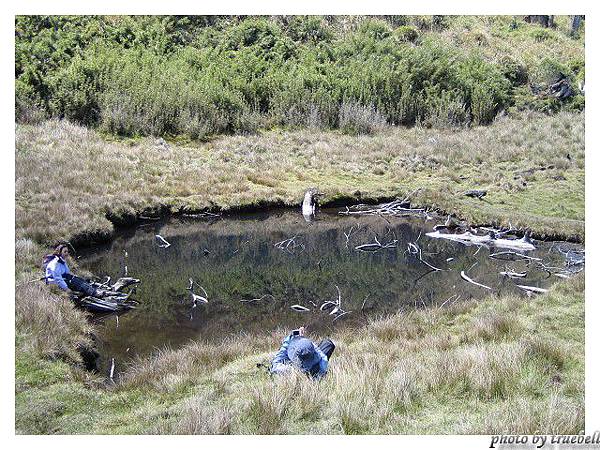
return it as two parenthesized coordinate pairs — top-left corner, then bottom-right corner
(53, 244), (69, 256)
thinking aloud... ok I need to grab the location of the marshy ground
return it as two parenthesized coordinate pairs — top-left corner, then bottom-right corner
(15, 110), (584, 434)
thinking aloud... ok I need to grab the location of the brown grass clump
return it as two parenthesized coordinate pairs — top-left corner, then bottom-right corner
(15, 283), (92, 363)
(479, 391), (584, 435)
(469, 311), (523, 342)
(119, 334), (278, 393)
(153, 393), (234, 435)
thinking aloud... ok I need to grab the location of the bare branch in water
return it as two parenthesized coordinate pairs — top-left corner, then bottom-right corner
(438, 294), (460, 309)
(406, 241), (443, 271)
(182, 211), (222, 219)
(240, 294), (275, 304)
(291, 304), (310, 312)
(109, 358), (115, 381)
(155, 234), (171, 248)
(274, 235), (305, 254)
(320, 301), (336, 311)
(361, 294), (370, 312)
(516, 285), (548, 294)
(488, 251), (541, 261)
(499, 269), (527, 279)
(355, 238), (398, 252)
(332, 310), (352, 322)
(460, 271), (492, 290)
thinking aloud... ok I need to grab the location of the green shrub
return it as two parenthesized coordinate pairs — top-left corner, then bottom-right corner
(499, 55), (529, 85)
(287, 16), (333, 43)
(14, 15), (580, 136)
(395, 26), (419, 43)
(530, 28), (553, 42)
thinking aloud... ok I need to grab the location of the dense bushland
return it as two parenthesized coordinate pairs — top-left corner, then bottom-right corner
(16, 15), (584, 137)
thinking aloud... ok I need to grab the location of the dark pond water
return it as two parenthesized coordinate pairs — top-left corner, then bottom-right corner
(78, 208), (583, 375)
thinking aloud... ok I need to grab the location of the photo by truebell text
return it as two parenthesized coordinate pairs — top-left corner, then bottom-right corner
(490, 431), (600, 448)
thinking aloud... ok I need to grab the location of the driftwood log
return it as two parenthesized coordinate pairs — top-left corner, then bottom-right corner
(426, 230), (535, 251)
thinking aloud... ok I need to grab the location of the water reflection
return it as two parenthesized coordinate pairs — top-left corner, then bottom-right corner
(78, 209), (580, 374)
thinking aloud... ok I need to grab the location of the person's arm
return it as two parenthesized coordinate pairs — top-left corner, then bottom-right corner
(46, 258), (69, 291)
(272, 334), (292, 365)
(270, 333), (297, 374)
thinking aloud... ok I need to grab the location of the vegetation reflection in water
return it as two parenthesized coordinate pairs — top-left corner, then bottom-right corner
(79, 209), (575, 373)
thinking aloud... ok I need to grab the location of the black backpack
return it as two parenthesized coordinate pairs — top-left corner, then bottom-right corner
(42, 254), (58, 274)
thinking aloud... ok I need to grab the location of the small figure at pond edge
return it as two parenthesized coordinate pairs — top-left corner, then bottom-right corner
(302, 187), (323, 222)
(44, 244), (106, 297)
(270, 326), (335, 379)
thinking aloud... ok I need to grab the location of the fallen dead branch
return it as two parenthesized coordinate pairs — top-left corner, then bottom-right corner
(320, 301), (336, 311)
(155, 234), (171, 248)
(291, 304), (310, 312)
(240, 294), (275, 304)
(427, 230), (535, 252)
(190, 284), (209, 307)
(499, 267), (527, 279)
(274, 235), (305, 254)
(479, 223), (517, 239)
(109, 358), (115, 381)
(460, 270), (492, 290)
(111, 277), (140, 292)
(355, 235), (398, 252)
(433, 215), (465, 232)
(360, 294), (370, 312)
(516, 284), (548, 294)
(343, 223), (364, 248)
(182, 211), (222, 219)
(332, 310), (352, 322)
(406, 242), (443, 271)
(339, 198), (424, 217)
(489, 251), (541, 262)
(438, 294), (461, 309)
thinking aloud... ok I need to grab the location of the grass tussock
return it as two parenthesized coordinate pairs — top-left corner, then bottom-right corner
(479, 391), (584, 435)
(153, 393), (235, 435)
(119, 335), (276, 393)
(15, 282), (93, 363)
(469, 310), (523, 342)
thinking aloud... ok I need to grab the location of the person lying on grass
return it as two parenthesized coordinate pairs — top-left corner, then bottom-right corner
(44, 244), (109, 298)
(270, 326), (335, 379)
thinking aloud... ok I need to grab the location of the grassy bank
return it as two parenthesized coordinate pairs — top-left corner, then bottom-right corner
(16, 110), (584, 251)
(15, 272), (584, 434)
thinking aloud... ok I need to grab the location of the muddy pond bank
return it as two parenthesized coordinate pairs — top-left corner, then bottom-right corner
(76, 207), (584, 377)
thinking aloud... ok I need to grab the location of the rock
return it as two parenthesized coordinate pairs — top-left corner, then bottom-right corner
(464, 189), (487, 199)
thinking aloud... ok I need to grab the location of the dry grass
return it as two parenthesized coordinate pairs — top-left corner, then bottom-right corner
(15, 282), (93, 363)
(14, 106), (584, 434)
(15, 110), (584, 246)
(15, 271), (584, 434)
(478, 391), (584, 435)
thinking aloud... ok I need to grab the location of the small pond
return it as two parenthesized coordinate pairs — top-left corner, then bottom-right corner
(78, 208), (583, 376)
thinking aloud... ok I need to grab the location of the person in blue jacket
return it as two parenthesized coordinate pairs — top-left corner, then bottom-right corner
(44, 244), (104, 297)
(270, 326), (335, 379)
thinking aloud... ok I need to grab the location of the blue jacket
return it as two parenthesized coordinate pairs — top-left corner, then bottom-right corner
(45, 256), (70, 290)
(270, 333), (328, 379)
